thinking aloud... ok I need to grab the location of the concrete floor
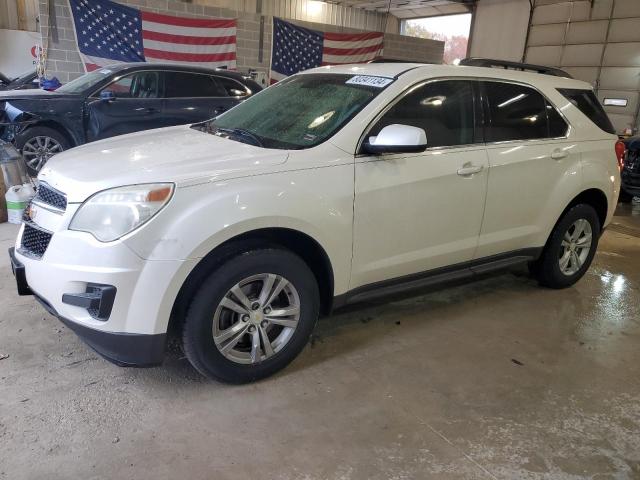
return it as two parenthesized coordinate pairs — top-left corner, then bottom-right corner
(1, 206), (640, 480)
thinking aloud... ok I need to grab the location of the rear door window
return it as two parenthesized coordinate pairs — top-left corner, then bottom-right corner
(484, 82), (549, 142)
(163, 72), (227, 98)
(547, 102), (569, 138)
(557, 88), (616, 134)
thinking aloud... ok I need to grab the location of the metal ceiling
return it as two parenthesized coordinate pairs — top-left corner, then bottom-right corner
(332, 0), (475, 19)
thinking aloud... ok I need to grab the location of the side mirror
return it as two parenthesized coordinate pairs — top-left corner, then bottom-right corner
(362, 124), (427, 155)
(100, 90), (115, 102)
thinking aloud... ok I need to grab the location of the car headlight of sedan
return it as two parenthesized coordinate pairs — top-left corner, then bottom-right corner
(69, 183), (174, 242)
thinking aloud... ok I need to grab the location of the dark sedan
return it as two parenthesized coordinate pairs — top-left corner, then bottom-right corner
(0, 63), (261, 173)
(620, 136), (640, 202)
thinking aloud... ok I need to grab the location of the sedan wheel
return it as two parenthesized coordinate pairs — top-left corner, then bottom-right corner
(213, 273), (301, 365)
(21, 136), (64, 171)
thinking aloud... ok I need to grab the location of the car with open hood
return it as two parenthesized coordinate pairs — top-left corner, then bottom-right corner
(9, 60), (621, 383)
(0, 70), (40, 91)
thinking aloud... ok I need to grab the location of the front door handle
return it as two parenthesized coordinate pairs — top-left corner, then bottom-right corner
(457, 163), (484, 176)
(551, 149), (569, 160)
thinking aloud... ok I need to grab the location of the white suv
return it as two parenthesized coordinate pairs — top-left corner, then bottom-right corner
(9, 61), (621, 383)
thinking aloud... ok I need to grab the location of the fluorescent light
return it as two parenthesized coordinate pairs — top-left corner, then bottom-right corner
(421, 95), (446, 106)
(498, 93), (526, 108)
(603, 98), (628, 107)
(308, 0), (323, 16)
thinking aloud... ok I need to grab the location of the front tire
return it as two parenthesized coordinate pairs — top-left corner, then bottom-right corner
(531, 204), (600, 289)
(15, 126), (70, 175)
(182, 248), (320, 383)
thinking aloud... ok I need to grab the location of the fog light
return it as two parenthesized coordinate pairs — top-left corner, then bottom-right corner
(62, 283), (116, 321)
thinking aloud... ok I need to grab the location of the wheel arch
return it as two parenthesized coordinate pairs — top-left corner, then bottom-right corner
(543, 187), (609, 250)
(563, 188), (608, 230)
(167, 227), (335, 337)
(17, 120), (78, 148)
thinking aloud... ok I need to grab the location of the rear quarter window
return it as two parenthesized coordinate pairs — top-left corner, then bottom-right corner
(557, 88), (616, 135)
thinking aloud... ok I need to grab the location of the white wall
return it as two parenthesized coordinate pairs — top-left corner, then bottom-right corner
(0, 29), (41, 77)
(524, 0), (640, 134)
(469, 0), (531, 62)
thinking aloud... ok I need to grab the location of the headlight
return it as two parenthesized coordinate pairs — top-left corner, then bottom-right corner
(69, 183), (174, 242)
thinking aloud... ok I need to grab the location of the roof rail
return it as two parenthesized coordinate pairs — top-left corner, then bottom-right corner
(459, 58), (573, 79)
(368, 57), (433, 64)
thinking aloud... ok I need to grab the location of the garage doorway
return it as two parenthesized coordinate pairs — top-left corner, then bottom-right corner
(401, 13), (472, 65)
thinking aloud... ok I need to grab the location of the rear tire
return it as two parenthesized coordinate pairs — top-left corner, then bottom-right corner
(182, 248), (320, 383)
(531, 204), (600, 289)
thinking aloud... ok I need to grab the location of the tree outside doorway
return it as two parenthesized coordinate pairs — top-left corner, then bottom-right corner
(402, 14), (472, 65)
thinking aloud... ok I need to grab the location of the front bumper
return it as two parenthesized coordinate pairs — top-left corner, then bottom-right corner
(34, 289), (166, 367)
(9, 246), (165, 366)
(8, 228), (182, 367)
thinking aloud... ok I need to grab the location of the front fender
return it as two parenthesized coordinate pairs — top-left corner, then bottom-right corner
(123, 165), (355, 335)
(4, 98), (85, 145)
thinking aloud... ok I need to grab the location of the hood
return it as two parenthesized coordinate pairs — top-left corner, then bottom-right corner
(38, 125), (289, 202)
(0, 91), (81, 124)
(0, 89), (69, 100)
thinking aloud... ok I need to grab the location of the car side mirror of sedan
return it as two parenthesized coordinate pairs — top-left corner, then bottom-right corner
(100, 90), (116, 102)
(362, 124), (428, 155)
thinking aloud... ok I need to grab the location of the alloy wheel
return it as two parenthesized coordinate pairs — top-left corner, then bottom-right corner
(212, 273), (301, 364)
(558, 218), (593, 276)
(21, 136), (64, 171)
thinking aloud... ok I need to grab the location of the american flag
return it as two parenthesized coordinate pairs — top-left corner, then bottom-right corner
(69, 0), (237, 72)
(270, 17), (384, 84)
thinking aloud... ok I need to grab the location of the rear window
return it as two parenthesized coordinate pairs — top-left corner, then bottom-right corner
(164, 72), (227, 98)
(557, 88), (615, 134)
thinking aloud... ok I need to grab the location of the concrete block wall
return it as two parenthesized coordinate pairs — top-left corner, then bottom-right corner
(37, 0), (443, 83)
(383, 32), (444, 63)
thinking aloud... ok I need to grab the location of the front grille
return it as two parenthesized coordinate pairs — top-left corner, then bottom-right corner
(19, 223), (53, 259)
(35, 182), (67, 211)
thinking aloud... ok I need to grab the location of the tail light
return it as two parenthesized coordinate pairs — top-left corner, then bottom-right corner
(615, 140), (626, 170)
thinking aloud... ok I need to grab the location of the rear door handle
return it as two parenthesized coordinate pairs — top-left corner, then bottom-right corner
(551, 149), (569, 160)
(146, 107), (159, 114)
(457, 164), (484, 176)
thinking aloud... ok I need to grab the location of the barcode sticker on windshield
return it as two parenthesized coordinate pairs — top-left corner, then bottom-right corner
(346, 75), (393, 88)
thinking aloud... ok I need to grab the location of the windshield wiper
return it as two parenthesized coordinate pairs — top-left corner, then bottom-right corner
(215, 127), (264, 147)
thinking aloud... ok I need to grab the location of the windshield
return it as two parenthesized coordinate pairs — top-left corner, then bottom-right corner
(201, 73), (392, 149)
(57, 68), (115, 94)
